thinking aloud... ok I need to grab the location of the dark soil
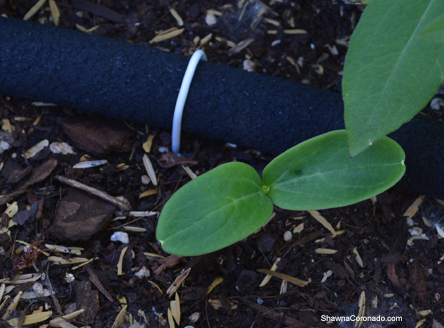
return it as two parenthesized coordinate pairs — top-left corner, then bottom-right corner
(1, 1), (444, 328)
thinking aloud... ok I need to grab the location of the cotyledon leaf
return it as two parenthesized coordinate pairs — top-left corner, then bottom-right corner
(343, 0), (444, 156)
(156, 162), (273, 256)
(261, 130), (405, 210)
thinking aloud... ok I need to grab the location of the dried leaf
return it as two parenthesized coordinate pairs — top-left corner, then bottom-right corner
(207, 277), (223, 295)
(23, 0), (47, 20)
(309, 210), (336, 237)
(73, 160), (108, 169)
(143, 134), (155, 153)
(157, 152), (198, 168)
(143, 154), (157, 186)
(150, 28), (184, 43)
(314, 248), (338, 255)
(257, 269), (309, 287)
(283, 29), (308, 34)
(170, 292), (181, 325)
(166, 268), (191, 295)
(123, 226), (146, 232)
(404, 196), (424, 218)
(49, 0), (60, 26)
(170, 8), (183, 26)
(47, 257), (89, 265)
(111, 305), (127, 328)
(8, 310), (52, 326)
(117, 247), (128, 276)
(45, 244), (83, 255)
(139, 189), (158, 199)
(168, 308), (175, 328)
(24, 139), (49, 159)
(2, 290), (22, 320)
(353, 248), (364, 268)
(259, 257), (281, 287)
(182, 166), (197, 180)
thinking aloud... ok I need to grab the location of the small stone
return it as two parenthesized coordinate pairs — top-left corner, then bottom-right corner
(50, 142), (76, 154)
(205, 12), (217, 25)
(111, 231), (129, 244)
(409, 227), (423, 236)
(141, 175), (150, 185)
(243, 59), (256, 72)
(134, 266), (150, 279)
(283, 230), (292, 241)
(431, 98), (443, 110)
(0, 131), (14, 155)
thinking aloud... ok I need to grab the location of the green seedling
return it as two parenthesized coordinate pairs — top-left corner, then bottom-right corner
(343, 0), (444, 156)
(157, 130), (405, 256)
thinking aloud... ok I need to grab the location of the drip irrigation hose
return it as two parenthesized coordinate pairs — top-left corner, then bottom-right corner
(1, 17), (443, 198)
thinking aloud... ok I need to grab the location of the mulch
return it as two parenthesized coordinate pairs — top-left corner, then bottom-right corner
(0, 1), (443, 327)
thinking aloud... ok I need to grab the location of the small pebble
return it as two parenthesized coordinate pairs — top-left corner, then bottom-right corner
(65, 273), (75, 283)
(32, 282), (44, 296)
(189, 312), (201, 323)
(135, 266), (150, 279)
(431, 98), (443, 110)
(205, 12), (217, 25)
(284, 230), (292, 241)
(141, 175), (150, 185)
(257, 297), (264, 304)
(110, 231), (129, 244)
(409, 227), (423, 236)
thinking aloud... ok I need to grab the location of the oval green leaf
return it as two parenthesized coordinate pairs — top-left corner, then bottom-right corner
(262, 130), (405, 210)
(343, 0), (444, 156)
(156, 162), (273, 256)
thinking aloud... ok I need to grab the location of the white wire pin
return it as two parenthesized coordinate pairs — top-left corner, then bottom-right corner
(172, 49), (207, 154)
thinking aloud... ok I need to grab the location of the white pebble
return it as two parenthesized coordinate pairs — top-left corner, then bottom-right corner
(283, 231), (292, 241)
(409, 227), (423, 236)
(141, 175), (151, 185)
(189, 312), (201, 323)
(32, 282), (44, 297)
(110, 231), (129, 244)
(205, 12), (217, 25)
(431, 98), (443, 110)
(135, 266), (150, 279)
(406, 217), (414, 227)
(65, 273), (75, 283)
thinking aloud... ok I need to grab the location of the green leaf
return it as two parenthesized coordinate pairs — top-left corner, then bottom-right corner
(343, 0), (444, 156)
(156, 162), (273, 256)
(420, 13), (444, 44)
(262, 130), (405, 210)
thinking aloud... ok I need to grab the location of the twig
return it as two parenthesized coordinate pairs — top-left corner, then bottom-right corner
(54, 175), (131, 211)
(86, 265), (114, 303)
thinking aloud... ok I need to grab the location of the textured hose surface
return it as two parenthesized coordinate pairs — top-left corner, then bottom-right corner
(0, 17), (442, 198)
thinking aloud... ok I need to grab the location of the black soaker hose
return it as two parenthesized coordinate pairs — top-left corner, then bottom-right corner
(1, 17), (442, 198)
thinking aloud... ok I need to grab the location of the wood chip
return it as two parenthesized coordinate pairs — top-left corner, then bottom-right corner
(45, 244), (83, 255)
(182, 165), (197, 180)
(169, 8), (183, 26)
(150, 28), (184, 43)
(283, 29), (307, 34)
(6, 273), (41, 285)
(264, 17), (280, 26)
(207, 9), (223, 16)
(207, 277), (223, 295)
(143, 154), (157, 186)
(199, 33), (213, 47)
(167, 308), (175, 328)
(24, 139), (49, 159)
(314, 248), (338, 255)
(55, 175), (131, 211)
(24, 0), (47, 20)
(143, 134), (155, 153)
(117, 247), (128, 276)
(123, 226), (146, 232)
(129, 211), (157, 217)
(167, 268), (191, 295)
(49, 309), (85, 326)
(8, 310), (52, 326)
(353, 248), (364, 268)
(259, 257), (281, 287)
(257, 269), (309, 287)
(139, 189), (158, 199)
(73, 160), (108, 169)
(228, 38), (255, 54)
(2, 290), (22, 320)
(403, 196), (424, 218)
(111, 305), (127, 328)
(47, 257), (89, 265)
(309, 210), (336, 237)
(170, 292), (181, 325)
(49, 0), (60, 26)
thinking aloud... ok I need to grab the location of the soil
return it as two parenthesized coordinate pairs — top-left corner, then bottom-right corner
(1, 1), (444, 328)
